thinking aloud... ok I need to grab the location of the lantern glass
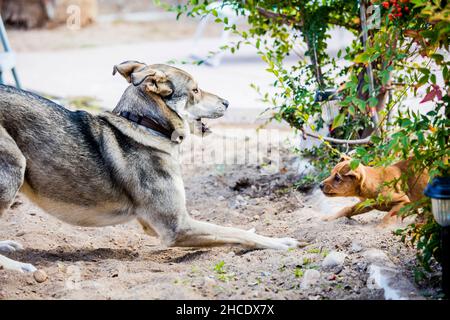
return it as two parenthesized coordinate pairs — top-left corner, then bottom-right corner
(431, 198), (450, 227)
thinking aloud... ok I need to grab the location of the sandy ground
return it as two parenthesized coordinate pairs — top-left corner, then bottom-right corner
(0, 126), (439, 300)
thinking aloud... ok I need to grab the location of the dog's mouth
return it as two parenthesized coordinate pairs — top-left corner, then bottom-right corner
(322, 190), (337, 197)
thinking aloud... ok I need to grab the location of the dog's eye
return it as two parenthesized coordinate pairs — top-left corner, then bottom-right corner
(334, 175), (342, 182)
(193, 88), (199, 94)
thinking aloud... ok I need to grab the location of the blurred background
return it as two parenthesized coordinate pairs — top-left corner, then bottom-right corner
(0, 0), (355, 128)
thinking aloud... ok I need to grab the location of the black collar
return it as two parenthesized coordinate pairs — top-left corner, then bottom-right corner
(119, 111), (173, 140)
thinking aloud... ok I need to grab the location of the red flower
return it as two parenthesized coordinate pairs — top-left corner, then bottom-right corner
(382, 1), (390, 8)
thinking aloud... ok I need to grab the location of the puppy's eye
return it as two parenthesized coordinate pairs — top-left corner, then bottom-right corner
(193, 88), (199, 94)
(334, 175), (342, 182)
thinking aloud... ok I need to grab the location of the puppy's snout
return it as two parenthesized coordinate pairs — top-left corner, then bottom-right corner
(319, 183), (324, 190)
(222, 99), (229, 109)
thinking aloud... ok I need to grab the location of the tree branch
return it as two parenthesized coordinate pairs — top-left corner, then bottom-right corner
(256, 7), (359, 30)
(301, 131), (372, 145)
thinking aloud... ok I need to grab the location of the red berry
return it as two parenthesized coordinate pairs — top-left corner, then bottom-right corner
(397, 7), (402, 12)
(405, 6), (409, 11)
(382, 1), (390, 8)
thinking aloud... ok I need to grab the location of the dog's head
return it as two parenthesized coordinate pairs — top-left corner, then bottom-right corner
(320, 155), (366, 197)
(113, 61), (229, 136)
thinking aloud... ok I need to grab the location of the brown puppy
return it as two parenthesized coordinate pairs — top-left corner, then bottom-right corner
(320, 156), (429, 226)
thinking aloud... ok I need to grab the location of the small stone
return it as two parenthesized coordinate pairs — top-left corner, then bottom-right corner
(351, 242), (363, 253)
(218, 196), (225, 201)
(300, 269), (321, 289)
(322, 251), (347, 268)
(16, 231), (26, 237)
(33, 270), (48, 283)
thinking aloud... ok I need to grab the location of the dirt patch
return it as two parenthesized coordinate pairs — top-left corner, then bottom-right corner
(0, 126), (440, 300)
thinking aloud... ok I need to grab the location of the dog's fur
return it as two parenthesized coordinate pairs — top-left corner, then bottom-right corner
(320, 156), (429, 225)
(0, 61), (299, 272)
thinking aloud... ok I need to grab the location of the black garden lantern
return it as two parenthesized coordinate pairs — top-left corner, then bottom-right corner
(424, 177), (450, 297)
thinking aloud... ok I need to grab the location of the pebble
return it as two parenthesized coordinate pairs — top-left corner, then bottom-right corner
(300, 269), (321, 289)
(218, 196), (225, 201)
(351, 242), (363, 253)
(322, 251), (347, 268)
(33, 270), (48, 283)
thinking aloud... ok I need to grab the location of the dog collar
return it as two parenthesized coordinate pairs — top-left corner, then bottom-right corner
(119, 111), (173, 140)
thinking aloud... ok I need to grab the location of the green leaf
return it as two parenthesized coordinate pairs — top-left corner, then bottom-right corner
(332, 112), (345, 130)
(350, 159), (360, 170)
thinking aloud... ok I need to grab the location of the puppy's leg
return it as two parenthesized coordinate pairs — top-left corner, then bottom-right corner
(322, 202), (373, 221)
(379, 202), (407, 227)
(0, 127), (36, 272)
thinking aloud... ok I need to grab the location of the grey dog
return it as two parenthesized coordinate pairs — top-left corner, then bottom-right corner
(0, 61), (299, 272)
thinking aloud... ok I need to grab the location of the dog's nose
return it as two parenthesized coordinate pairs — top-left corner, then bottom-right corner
(319, 183), (324, 190)
(222, 100), (229, 109)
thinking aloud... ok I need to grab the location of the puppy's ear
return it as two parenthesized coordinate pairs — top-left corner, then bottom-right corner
(339, 154), (352, 162)
(345, 165), (366, 186)
(112, 61), (146, 83)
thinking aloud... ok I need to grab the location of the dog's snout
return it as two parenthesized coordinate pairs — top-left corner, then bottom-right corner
(319, 183), (324, 190)
(222, 100), (229, 109)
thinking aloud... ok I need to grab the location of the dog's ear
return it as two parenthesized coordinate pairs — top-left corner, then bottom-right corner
(131, 67), (173, 97)
(345, 165), (366, 186)
(339, 154), (352, 162)
(112, 61), (147, 83)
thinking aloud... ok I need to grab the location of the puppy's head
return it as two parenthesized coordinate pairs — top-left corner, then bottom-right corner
(113, 61), (229, 135)
(320, 156), (366, 197)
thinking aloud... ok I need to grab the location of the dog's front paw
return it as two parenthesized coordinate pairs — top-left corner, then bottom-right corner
(0, 240), (24, 253)
(0, 256), (37, 273)
(18, 262), (37, 273)
(269, 237), (301, 250)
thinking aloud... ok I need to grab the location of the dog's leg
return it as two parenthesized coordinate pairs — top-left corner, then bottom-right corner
(137, 217), (159, 237)
(379, 202), (407, 227)
(0, 241), (37, 272)
(167, 216), (300, 250)
(0, 126), (26, 216)
(322, 203), (374, 221)
(0, 127), (36, 272)
(0, 254), (37, 273)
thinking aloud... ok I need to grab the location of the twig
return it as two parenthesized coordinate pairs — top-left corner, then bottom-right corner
(301, 130), (372, 145)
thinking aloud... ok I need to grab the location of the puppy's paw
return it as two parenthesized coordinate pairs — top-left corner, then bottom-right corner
(0, 240), (24, 253)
